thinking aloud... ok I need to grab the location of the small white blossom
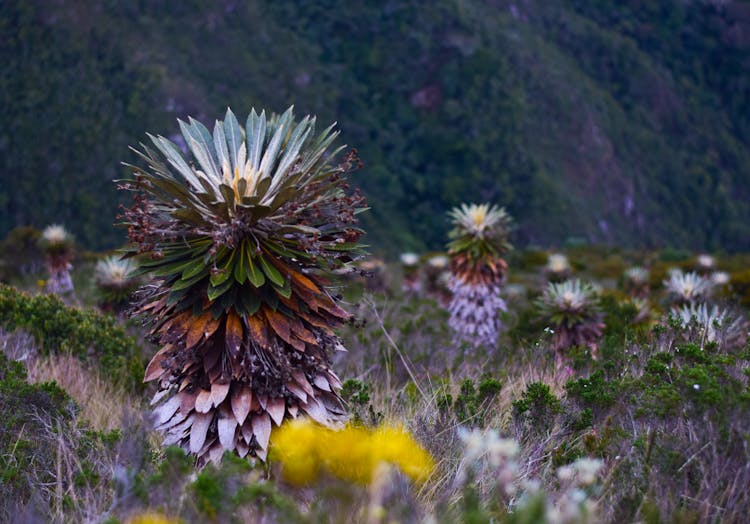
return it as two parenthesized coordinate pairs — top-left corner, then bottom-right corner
(697, 254), (715, 270)
(400, 252), (419, 266)
(711, 271), (730, 286)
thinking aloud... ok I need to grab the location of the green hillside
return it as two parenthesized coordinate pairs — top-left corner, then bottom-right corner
(2, 0), (748, 253)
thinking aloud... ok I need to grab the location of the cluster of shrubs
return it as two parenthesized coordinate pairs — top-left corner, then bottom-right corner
(0, 284), (145, 390)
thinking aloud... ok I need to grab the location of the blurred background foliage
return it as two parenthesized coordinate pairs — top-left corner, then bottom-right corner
(1, 0), (749, 254)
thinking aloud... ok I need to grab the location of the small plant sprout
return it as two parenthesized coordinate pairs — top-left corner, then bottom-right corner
(663, 270), (714, 305)
(446, 203), (513, 350)
(670, 303), (748, 350)
(622, 266), (649, 298)
(545, 253), (572, 282)
(38, 224), (76, 300)
(536, 279), (605, 361)
(95, 256), (139, 311)
(121, 106), (366, 463)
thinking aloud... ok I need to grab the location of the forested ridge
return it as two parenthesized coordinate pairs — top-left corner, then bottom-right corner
(2, 0), (748, 253)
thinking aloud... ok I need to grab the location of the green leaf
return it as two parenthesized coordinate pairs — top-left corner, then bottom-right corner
(238, 288), (261, 316)
(262, 287), (279, 311)
(207, 277), (234, 301)
(166, 287), (190, 307)
(181, 257), (209, 280)
(272, 277), (292, 299)
(210, 250), (236, 287)
(180, 117), (220, 181)
(246, 109), (267, 172)
(219, 183), (236, 208)
(216, 286), (238, 310)
(150, 257), (195, 277)
(224, 108), (243, 175)
(213, 120), (230, 174)
(258, 106), (293, 179)
(171, 208), (206, 225)
(172, 271), (208, 291)
(233, 241), (247, 284)
(259, 256), (285, 287)
(246, 249), (266, 288)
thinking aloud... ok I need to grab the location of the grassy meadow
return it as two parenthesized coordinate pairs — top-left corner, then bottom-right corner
(2, 239), (749, 523)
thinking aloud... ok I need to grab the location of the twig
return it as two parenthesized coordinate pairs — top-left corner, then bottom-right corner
(677, 442), (711, 473)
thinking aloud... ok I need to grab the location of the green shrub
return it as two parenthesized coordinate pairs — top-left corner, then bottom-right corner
(512, 382), (561, 432)
(0, 352), (118, 521)
(0, 226), (43, 282)
(0, 284), (145, 390)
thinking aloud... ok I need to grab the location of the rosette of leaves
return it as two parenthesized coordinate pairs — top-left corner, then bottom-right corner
(663, 270), (713, 305)
(544, 253), (572, 283)
(95, 255), (140, 310)
(120, 106), (366, 463)
(38, 224), (76, 298)
(446, 203), (512, 349)
(447, 203), (512, 286)
(622, 266), (649, 298)
(536, 279), (604, 355)
(670, 303), (748, 350)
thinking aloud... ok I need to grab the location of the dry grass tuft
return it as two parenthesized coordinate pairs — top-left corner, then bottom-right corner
(26, 352), (132, 433)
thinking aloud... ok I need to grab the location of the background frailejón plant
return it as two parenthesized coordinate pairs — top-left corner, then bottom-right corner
(536, 279), (605, 361)
(95, 255), (140, 312)
(663, 270), (714, 306)
(446, 203), (512, 349)
(121, 106), (366, 463)
(38, 224), (76, 300)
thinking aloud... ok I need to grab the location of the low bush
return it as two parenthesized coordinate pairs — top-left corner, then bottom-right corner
(0, 284), (145, 390)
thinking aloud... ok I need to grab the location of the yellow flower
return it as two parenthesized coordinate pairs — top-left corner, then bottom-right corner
(270, 420), (434, 486)
(126, 512), (180, 524)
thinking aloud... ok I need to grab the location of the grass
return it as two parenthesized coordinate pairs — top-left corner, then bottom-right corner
(1, 246), (749, 522)
(26, 352), (132, 433)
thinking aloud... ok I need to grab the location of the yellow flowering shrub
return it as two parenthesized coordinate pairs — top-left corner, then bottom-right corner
(271, 420), (435, 486)
(126, 512), (180, 524)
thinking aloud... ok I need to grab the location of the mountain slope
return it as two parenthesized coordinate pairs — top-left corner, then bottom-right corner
(1, 0), (748, 253)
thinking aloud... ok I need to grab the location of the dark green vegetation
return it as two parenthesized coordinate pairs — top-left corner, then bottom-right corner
(2, 1), (749, 252)
(0, 353), (121, 523)
(0, 284), (146, 390)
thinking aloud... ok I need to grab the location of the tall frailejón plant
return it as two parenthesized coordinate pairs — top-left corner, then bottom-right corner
(446, 203), (512, 349)
(39, 224), (76, 300)
(120, 107), (366, 463)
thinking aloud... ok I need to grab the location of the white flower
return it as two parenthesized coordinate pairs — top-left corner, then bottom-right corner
(546, 253), (571, 274)
(663, 270), (713, 303)
(572, 457), (603, 485)
(697, 254), (715, 270)
(711, 271), (730, 286)
(558, 457), (603, 486)
(458, 427), (486, 463)
(42, 224), (71, 245)
(557, 464), (575, 481)
(427, 254), (449, 269)
(485, 432), (520, 466)
(400, 252), (419, 266)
